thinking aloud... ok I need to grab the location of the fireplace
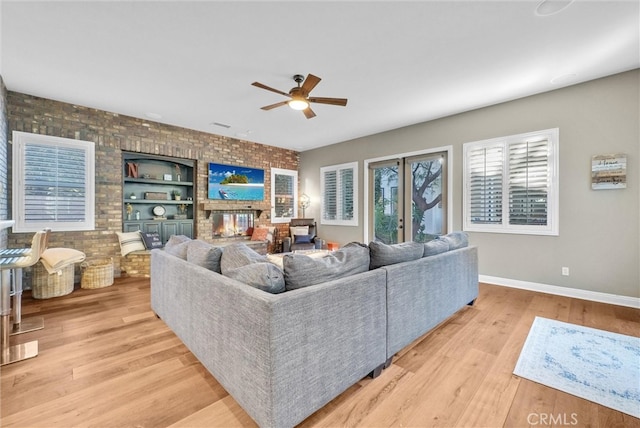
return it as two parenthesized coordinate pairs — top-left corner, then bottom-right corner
(212, 211), (254, 238)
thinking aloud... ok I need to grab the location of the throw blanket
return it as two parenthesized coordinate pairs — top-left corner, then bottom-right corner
(40, 248), (86, 274)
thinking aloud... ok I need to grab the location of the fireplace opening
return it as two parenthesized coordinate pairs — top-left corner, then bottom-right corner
(212, 212), (254, 238)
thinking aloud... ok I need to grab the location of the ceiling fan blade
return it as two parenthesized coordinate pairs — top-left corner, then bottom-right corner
(303, 107), (316, 119)
(252, 81), (289, 97)
(261, 101), (289, 110)
(308, 97), (348, 107)
(301, 74), (321, 94)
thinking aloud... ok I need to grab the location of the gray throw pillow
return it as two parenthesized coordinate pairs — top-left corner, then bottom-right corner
(164, 235), (191, 259)
(440, 231), (469, 250)
(368, 240), (424, 269)
(423, 238), (450, 257)
(187, 240), (223, 273)
(225, 262), (285, 294)
(220, 243), (267, 274)
(283, 243), (370, 290)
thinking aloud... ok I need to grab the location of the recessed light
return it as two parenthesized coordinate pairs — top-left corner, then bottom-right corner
(535, 0), (574, 16)
(550, 73), (577, 84)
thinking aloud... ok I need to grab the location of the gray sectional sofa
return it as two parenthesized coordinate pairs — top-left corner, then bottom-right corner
(150, 233), (478, 428)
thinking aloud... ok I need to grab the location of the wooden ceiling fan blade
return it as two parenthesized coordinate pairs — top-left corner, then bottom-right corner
(301, 74), (321, 94)
(252, 82), (289, 97)
(308, 97), (348, 106)
(261, 101), (289, 110)
(303, 107), (316, 119)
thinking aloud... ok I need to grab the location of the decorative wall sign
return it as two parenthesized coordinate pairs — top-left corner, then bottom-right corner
(591, 154), (626, 190)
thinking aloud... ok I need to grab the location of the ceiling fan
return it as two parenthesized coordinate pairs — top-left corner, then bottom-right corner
(251, 74), (348, 119)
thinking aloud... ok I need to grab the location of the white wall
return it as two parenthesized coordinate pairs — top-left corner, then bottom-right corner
(300, 70), (639, 299)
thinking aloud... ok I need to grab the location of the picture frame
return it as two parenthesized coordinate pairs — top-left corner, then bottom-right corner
(591, 154), (627, 190)
(208, 162), (265, 200)
(163, 173), (173, 181)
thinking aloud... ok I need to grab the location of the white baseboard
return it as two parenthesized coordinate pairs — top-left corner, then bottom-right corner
(480, 275), (640, 309)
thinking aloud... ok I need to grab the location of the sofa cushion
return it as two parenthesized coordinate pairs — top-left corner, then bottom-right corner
(220, 243), (268, 274)
(368, 240), (424, 269)
(423, 238), (450, 257)
(225, 262), (285, 294)
(187, 239), (223, 273)
(283, 243), (370, 290)
(116, 231), (146, 256)
(440, 231), (469, 250)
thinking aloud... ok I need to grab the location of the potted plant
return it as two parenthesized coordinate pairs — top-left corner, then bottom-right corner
(172, 190), (182, 201)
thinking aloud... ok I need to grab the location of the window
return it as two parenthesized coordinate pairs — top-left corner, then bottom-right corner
(271, 168), (298, 223)
(320, 161), (358, 226)
(12, 131), (95, 232)
(463, 128), (558, 235)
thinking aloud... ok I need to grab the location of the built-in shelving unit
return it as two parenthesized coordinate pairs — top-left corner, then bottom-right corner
(123, 152), (195, 244)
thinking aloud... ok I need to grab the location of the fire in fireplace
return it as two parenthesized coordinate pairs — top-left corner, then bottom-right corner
(212, 212), (254, 238)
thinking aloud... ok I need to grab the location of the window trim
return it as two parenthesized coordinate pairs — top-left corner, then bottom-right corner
(12, 131), (96, 233)
(320, 161), (358, 226)
(463, 128), (559, 236)
(270, 167), (298, 224)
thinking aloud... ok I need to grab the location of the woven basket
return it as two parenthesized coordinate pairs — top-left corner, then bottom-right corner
(81, 258), (114, 289)
(32, 262), (75, 299)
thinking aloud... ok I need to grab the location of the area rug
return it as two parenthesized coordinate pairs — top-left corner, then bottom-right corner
(514, 316), (640, 418)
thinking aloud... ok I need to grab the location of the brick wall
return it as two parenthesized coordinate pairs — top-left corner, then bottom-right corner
(6, 92), (299, 276)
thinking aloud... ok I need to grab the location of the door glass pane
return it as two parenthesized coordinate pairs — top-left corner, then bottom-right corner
(407, 154), (446, 242)
(371, 163), (399, 244)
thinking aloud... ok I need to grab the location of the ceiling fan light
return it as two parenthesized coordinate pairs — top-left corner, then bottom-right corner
(288, 99), (309, 111)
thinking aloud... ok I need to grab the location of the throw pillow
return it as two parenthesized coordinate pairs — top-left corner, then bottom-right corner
(289, 226), (309, 239)
(220, 243), (268, 274)
(225, 262), (285, 294)
(283, 243), (370, 290)
(294, 234), (311, 244)
(140, 232), (163, 250)
(423, 238), (450, 257)
(251, 227), (269, 241)
(440, 231), (469, 250)
(116, 231), (146, 256)
(164, 234), (191, 259)
(187, 240), (223, 273)
(368, 240), (424, 269)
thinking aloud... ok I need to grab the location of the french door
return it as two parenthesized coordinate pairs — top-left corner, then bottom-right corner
(368, 151), (447, 243)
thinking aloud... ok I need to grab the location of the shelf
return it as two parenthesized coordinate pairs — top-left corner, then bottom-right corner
(124, 178), (193, 186)
(125, 199), (193, 204)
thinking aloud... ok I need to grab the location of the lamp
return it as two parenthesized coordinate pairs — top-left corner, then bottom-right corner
(299, 193), (310, 217)
(288, 98), (309, 111)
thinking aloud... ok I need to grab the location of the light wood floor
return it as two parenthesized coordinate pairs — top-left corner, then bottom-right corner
(1, 278), (638, 428)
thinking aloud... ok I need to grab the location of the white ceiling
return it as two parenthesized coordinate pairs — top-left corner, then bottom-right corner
(1, 1), (638, 152)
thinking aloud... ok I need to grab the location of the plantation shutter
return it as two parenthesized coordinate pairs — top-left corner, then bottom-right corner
(468, 145), (503, 224)
(322, 170), (338, 221)
(321, 161), (358, 226)
(274, 172), (294, 217)
(508, 140), (549, 226)
(339, 168), (354, 220)
(24, 143), (88, 223)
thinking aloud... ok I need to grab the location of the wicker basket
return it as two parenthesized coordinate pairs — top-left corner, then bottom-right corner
(81, 258), (114, 289)
(32, 262), (75, 299)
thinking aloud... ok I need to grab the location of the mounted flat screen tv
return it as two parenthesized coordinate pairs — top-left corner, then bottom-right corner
(208, 163), (265, 201)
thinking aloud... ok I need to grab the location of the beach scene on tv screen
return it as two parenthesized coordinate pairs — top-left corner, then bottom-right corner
(208, 163), (265, 200)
